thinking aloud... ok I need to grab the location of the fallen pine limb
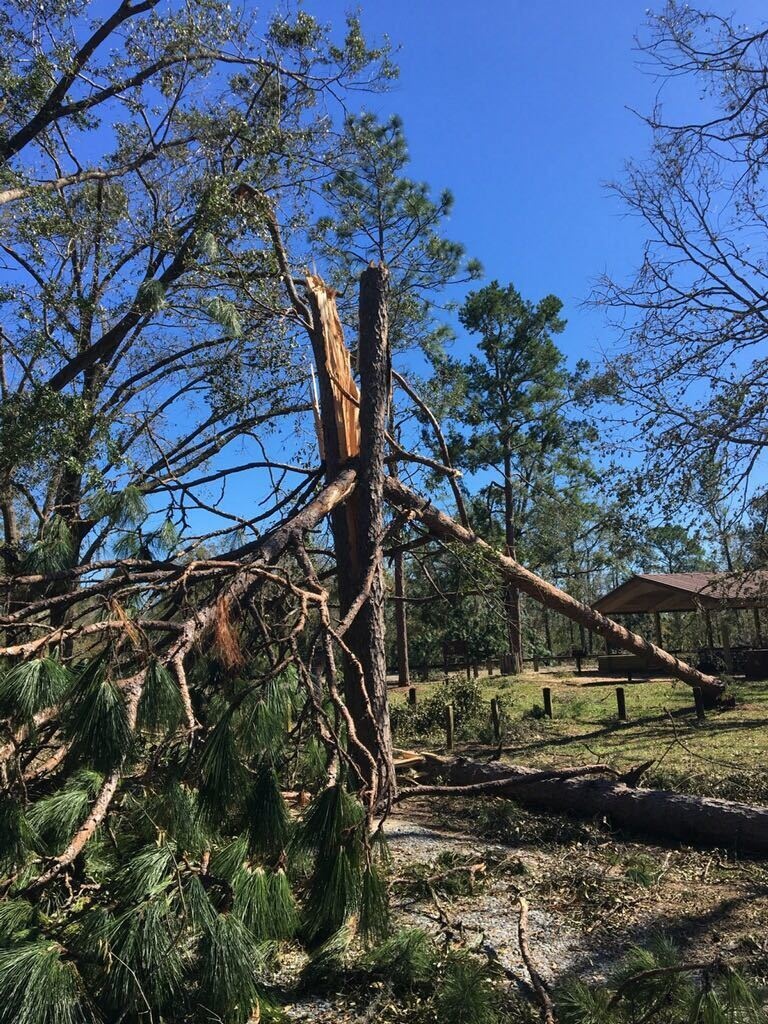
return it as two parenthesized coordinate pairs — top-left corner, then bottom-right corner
(408, 754), (768, 855)
(394, 763), (620, 800)
(382, 476), (725, 702)
(517, 896), (557, 1024)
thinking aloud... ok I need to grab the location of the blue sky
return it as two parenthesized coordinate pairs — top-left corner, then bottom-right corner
(313, 0), (765, 370)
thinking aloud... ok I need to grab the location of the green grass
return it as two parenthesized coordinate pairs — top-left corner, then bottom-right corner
(391, 669), (768, 802)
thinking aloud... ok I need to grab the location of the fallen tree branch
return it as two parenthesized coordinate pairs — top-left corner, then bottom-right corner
(393, 763), (618, 802)
(517, 896), (557, 1024)
(414, 754), (768, 854)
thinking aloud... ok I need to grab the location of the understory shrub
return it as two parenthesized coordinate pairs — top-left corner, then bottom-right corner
(390, 676), (488, 740)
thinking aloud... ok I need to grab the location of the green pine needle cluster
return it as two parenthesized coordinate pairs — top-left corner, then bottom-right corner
(62, 658), (132, 773)
(0, 657), (70, 723)
(0, 652), (390, 1023)
(558, 934), (764, 1024)
(137, 659), (184, 735)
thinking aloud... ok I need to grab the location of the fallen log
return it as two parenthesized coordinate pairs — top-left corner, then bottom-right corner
(401, 754), (768, 855)
(382, 477), (725, 703)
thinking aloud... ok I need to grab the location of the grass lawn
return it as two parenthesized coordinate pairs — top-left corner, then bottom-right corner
(390, 667), (768, 802)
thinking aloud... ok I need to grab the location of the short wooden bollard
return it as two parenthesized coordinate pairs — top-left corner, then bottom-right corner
(693, 687), (706, 723)
(533, 655), (540, 672)
(616, 686), (627, 722)
(542, 687), (553, 719)
(408, 686), (417, 706)
(490, 698), (501, 742)
(445, 704), (455, 750)
(575, 653), (582, 674)
(486, 659), (494, 677)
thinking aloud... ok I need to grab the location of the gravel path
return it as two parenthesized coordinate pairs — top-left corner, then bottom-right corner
(282, 815), (615, 1022)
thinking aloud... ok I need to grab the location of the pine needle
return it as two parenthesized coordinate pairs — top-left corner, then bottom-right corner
(0, 657), (70, 722)
(197, 706), (246, 822)
(0, 795), (34, 871)
(137, 659), (184, 735)
(63, 658), (133, 773)
(359, 862), (389, 945)
(197, 912), (263, 1023)
(247, 762), (291, 862)
(213, 594), (245, 672)
(0, 941), (92, 1024)
(363, 928), (437, 991)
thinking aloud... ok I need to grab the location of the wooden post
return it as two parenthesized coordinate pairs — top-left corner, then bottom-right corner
(486, 658), (494, 677)
(445, 704), (455, 751)
(616, 686), (627, 722)
(407, 686), (417, 706)
(542, 686), (553, 719)
(653, 611), (663, 648)
(753, 606), (762, 646)
(532, 654), (540, 672)
(575, 651), (582, 674)
(490, 698), (501, 742)
(720, 615), (733, 674)
(472, 662), (479, 679)
(693, 687), (706, 723)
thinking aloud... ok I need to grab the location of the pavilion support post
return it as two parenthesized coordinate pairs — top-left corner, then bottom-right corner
(753, 607), (762, 647)
(720, 614), (733, 674)
(653, 611), (663, 648)
(704, 609), (715, 649)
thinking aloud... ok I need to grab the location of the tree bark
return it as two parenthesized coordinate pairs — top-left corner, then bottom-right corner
(344, 264), (394, 800)
(543, 606), (553, 657)
(412, 755), (768, 854)
(382, 477), (725, 701)
(394, 546), (411, 687)
(503, 449), (523, 673)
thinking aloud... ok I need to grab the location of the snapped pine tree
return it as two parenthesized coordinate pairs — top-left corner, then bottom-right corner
(0, 268), (749, 1024)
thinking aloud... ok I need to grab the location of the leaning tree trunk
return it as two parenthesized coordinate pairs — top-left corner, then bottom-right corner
(410, 755), (768, 854)
(382, 477), (725, 702)
(305, 270), (395, 804)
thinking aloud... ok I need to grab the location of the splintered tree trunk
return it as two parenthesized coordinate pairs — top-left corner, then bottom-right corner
(305, 270), (394, 803)
(382, 477), (725, 702)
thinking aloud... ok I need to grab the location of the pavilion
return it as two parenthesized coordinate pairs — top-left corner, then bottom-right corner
(591, 570), (768, 675)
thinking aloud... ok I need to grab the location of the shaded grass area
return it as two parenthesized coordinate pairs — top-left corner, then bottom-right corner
(391, 669), (768, 803)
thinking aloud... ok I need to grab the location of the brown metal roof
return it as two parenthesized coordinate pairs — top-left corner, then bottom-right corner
(592, 571), (768, 614)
